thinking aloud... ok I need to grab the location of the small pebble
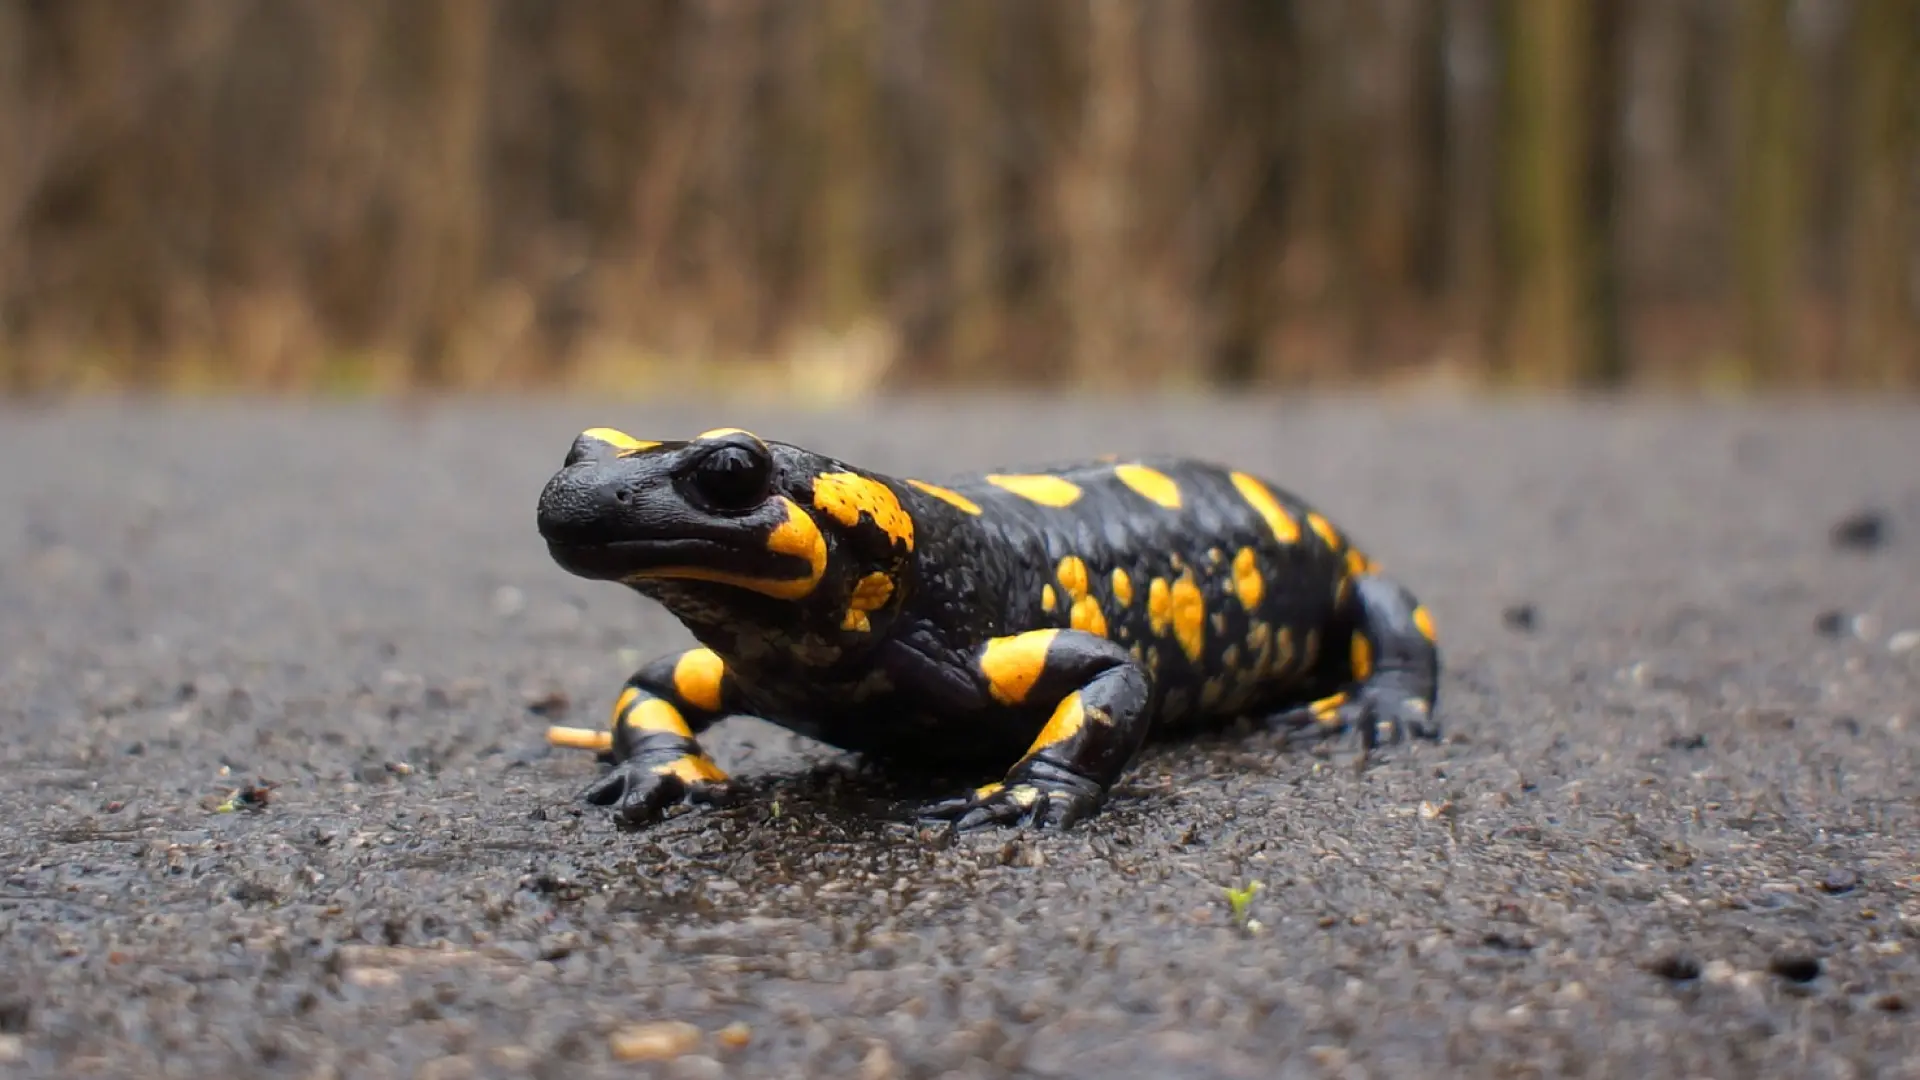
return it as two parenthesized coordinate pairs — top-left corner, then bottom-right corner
(344, 967), (401, 989)
(859, 1041), (899, 1080)
(715, 1022), (752, 1050)
(668, 1055), (725, 1080)
(0, 1035), (21, 1064)
(1648, 954), (1700, 982)
(415, 1055), (476, 1080)
(1831, 510), (1889, 552)
(609, 1021), (703, 1062)
(1888, 630), (1920, 654)
(1819, 869), (1860, 894)
(492, 585), (526, 618)
(1768, 954), (1821, 983)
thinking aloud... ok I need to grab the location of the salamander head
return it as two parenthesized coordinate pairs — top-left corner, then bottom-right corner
(537, 427), (919, 648)
(537, 427), (833, 600)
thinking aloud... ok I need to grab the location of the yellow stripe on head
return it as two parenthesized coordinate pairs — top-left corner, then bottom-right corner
(581, 428), (661, 454)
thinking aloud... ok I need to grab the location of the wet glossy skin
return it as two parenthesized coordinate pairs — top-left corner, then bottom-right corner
(536, 426), (1442, 830)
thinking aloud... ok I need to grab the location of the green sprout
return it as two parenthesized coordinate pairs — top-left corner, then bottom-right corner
(1224, 880), (1265, 927)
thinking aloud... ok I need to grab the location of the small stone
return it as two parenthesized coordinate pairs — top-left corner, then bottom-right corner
(1647, 954), (1700, 982)
(524, 688), (571, 719)
(714, 1022), (751, 1051)
(1831, 509), (1890, 551)
(1872, 993), (1907, 1013)
(1768, 954), (1821, 983)
(345, 967), (402, 989)
(667, 1055), (725, 1080)
(1702, 959), (1737, 985)
(415, 1055), (476, 1080)
(487, 1047), (537, 1069)
(858, 1041), (899, 1080)
(492, 586), (527, 618)
(0, 1035), (21, 1064)
(1819, 869), (1860, 894)
(1888, 630), (1920, 654)
(609, 1021), (703, 1062)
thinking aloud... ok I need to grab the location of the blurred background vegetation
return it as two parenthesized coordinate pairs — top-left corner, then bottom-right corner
(1, 0), (1916, 399)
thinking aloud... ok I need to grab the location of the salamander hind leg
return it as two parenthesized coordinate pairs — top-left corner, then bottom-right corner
(918, 629), (1153, 831)
(1269, 575), (1442, 751)
(546, 647), (739, 827)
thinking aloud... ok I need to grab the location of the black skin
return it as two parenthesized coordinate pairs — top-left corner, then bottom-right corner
(535, 428), (1442, 831)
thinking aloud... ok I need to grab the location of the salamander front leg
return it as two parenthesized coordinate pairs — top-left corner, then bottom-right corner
(919, 629), (1153, 831)
(546, 647), (737, 826)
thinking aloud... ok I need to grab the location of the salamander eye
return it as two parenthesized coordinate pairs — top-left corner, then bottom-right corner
(687, 443), (772, 512)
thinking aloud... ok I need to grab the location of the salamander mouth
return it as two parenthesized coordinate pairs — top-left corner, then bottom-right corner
(544, 537), (742, 581)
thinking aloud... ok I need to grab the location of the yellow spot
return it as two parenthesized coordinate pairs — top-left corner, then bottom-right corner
(986, 473), (1083, 507)
(1111, 568), (1134, 606)
(1056, 555), (1090, 599)
(1027, 691), (1087, 752)
(629, 496), (826, 599)
(672, 649), (727, 713)
(580, 428), (660, 454)
(1245, 621), (1271, 658)
(1070, 595), (1108, 638)
(1232, 547), (1264, 610)
(1000, 784), (1042, 808)
(696, 427), (756, 442)
(1169, 573), (1206, 662)
(629, 698), (696, 737)
(973, 781), (1005, 800)
(1346, 549), (1375, 578)
(980, 630), (1059, 705)
(1272, 627), (1295, 674)
(546, 725), (613, 753)
(1113, 464), (1182, 510)
(1413, 605), (1438, 642)
(657, 754), (729, 784)
(611, 686), (641, 726)
(1041, 583), (1058, 612)
(1201, 678), (1227, 709)
(906, 479), (983, 515)
(1351, 633), (1373, 680)
(813, 473), (916, 551)
(1147, 578), (1173, 634)
(1308, 693), (1348, 726)
(1307, 512), (1342, 551)
(1230, 472), (1300, 544)
(841, 571), (895, 633)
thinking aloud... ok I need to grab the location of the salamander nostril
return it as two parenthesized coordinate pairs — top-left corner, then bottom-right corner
(613, 488), (629, 503)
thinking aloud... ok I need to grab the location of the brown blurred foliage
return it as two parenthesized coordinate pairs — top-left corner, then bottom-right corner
(1, 0), (1916, 396)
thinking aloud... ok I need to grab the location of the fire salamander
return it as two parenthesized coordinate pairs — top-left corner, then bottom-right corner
(536, 426), (1441, 831)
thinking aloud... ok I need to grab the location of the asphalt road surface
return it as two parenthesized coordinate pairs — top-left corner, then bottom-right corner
(3, 396), (1917, 1079)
